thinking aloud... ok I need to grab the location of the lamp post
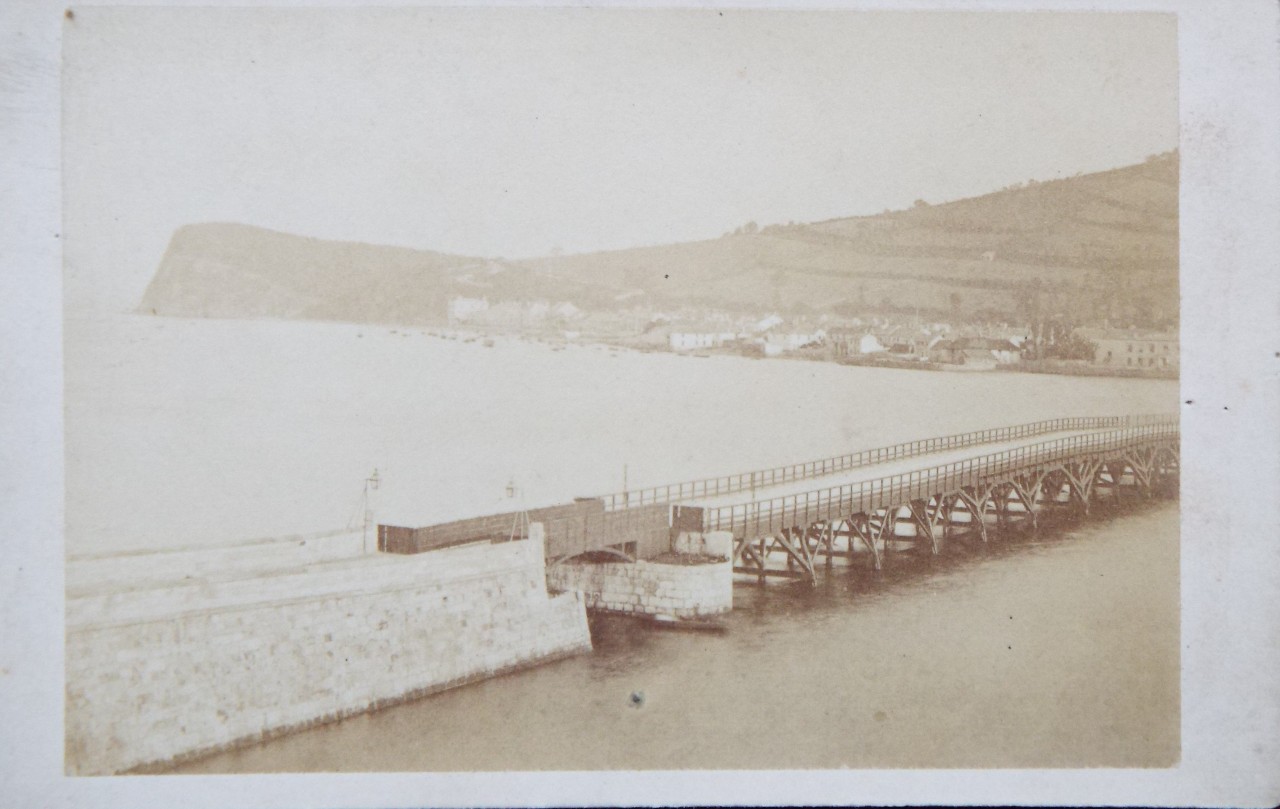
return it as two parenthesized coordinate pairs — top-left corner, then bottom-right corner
(363, 469), (380, 553)
(505, 478), (529, 542)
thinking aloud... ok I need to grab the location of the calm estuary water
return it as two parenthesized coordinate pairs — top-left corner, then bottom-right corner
(66, 314), (1177, 555)
(170, 502), (1179, 772)
(65, 314), (1180, 770)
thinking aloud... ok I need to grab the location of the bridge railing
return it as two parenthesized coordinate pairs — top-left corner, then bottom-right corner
(702, 423), (1178, 539)
(600, 414), (1177, 511)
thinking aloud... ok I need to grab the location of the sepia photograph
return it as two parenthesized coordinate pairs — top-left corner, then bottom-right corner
(55, 6), (1190, 778)
(3, 0), (1279, 804)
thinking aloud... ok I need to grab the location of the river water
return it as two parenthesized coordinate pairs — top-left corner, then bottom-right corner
(65, 315), (1176, 555)
(65, 314), (1180, 770)
(170, 502), (1178, 772)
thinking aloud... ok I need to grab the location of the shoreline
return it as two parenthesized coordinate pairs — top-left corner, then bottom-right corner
(119, 311), (1180, 381)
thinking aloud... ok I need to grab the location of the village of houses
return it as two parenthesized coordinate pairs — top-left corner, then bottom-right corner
(443, 295), (1178, 378)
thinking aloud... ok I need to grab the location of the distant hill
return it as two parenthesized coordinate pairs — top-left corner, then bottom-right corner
(141, 152), (1178, 328)
(515, 152), (1178, 326)
(138, 223), (474, 324)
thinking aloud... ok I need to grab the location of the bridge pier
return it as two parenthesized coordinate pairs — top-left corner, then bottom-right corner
(907, 500), (940, 556)
(1013, 479), (1041, 533)
(949, 490), (988, 544)
(1097, 462), (1131, 507)
(547, 530), (734, 620)
(831, 515), (883, 571)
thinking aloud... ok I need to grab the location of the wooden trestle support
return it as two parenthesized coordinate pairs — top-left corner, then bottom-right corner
(729, 437), (1180, 585)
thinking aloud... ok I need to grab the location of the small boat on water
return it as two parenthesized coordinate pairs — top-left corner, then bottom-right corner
(644, 614), (728, 634)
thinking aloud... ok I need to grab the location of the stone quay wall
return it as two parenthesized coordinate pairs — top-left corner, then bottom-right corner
(547, 556), (733, 619)
(66, 531), (591, 775)
(671, 529), (734, 559)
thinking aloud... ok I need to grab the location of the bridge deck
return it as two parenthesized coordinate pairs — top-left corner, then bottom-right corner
(680, 427), (1116, 511)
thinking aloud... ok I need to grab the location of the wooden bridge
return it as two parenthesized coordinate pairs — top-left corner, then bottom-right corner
(596, 414), (1179, 584)
(382, 414), (1178, 584)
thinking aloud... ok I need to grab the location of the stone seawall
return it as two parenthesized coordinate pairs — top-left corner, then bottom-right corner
(66, 533), (591, 775)
(547, 556), (733, 619)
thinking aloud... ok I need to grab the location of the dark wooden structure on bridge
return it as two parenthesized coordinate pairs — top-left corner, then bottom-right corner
(378, 498), (671, 564)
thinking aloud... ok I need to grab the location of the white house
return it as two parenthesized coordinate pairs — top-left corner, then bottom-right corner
(667, 326), (741, 351)
(552, 302), (583, 321)
(669, 332), (716, 351)
(754, 314), (784, 333)
(759, 329), (826, 355)
(858, 333), (887, 354)
(525, 301), (551, 322)
(447, 296), (489, 322)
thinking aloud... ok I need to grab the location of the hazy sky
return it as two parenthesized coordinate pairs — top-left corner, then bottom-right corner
(63, 7), (1178, 313)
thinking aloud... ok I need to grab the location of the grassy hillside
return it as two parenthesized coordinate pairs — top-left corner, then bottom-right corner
(139, 223), (479, 324)
(141, 153), (1177, 328)
(515, 152), (1178, 326)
